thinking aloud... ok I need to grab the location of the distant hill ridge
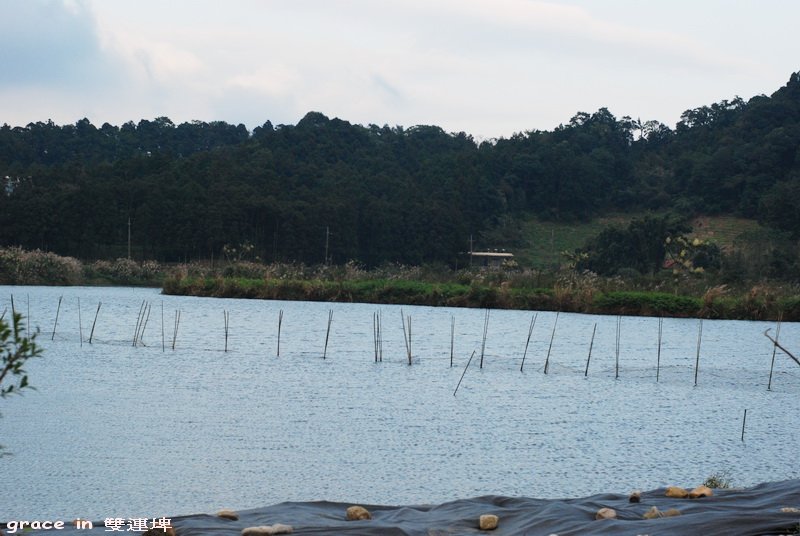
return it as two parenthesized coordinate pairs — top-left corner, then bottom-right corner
(1, 72), (798, 265)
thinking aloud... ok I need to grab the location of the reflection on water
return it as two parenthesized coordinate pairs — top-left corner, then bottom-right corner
(1, 285), (798, 519)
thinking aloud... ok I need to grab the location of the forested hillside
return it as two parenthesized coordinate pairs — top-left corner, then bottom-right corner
(1, 72), (798, 268)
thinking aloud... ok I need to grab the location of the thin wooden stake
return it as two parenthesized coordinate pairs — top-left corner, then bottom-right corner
(694, 319), (703, 387)
(89, 302), (101, 344)
(161, 301), (165, 352)
(223, 310), (230, 353)
(373, 311), (383, 363)
(763, 329), (800, 367)
(407, 315), (412, 365)
(520, 313), (538, 373)
(10, 295), (16, 336)
(584, 322), (597, 377)
(373, 312), (378, 363)
(741, 409), (747, 441)
(171, 310), (180, 350)
(453, 350), (476, 396)
(138, 302), (151, 346)
(615, 315), (621, 379)
(277, 309), (283, 357)
(767, 313), (783, 390)
(656, 317), (663, 382)
(51, 296), (62, 341)
(479, 309), (490, 369)
(323, 309), (333, 359)
(378, 310), (382, 362)
(0, 307), (5, 322)
(450, 315), (455, 368)
(132, 300), (145, 346)
(400, 308), (410, 361)
(78, 297), (83, 347)
(544, 312), (559, 375)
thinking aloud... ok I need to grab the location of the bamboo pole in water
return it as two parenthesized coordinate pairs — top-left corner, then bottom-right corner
(450, 315), (455, 368)
(171, 310), (180, 350)
(453, 350), (476, 397)
(520, 313), (538, 373)
(656, 317), (663, 382)
(10, 294), (16, 336)
(544, 312), (559, 375)
(132, 300), (145, 346)
(763, 329), (800, 367)
(373, 311), (382, 363)
(741, 409), (747, 441)
(138, 302), (151, 347)
(223, 310), (230, 353)
(277, 309), (283, 357)
(584, 322), (597, 377)
(378, 310), (383, 362)
(407, 315), (412, 365)
(78, 297), (83, 347)
(89, 302), (101, 344)
(400, 309), (409, 362)
(51, 296), (62, 341)
(767, 313), (782, 391)
(322, 309), (333, 359)
(479, 309), (490, 369)
(161, 301), (165, 352)
(694, 319), (703, 387)
(615, 316), (621, 379)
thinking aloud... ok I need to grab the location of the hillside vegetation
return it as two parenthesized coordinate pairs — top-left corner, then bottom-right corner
(1, 72), (799, 285)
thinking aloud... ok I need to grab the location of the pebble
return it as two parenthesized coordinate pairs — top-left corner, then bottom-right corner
(644, 506), (681, 519)
(665, 486), (689, 498)
(346, 505), (372, 521)
(643, 506), (661, 519)
(595, 507), (617, 520)
(217, 509), (239, 520)
(689, 485), (714, 498)
(479, 514), (499, 530)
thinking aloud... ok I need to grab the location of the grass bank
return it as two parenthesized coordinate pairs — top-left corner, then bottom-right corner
(163, 274), (800, 321)
(4, 246), (798, 321)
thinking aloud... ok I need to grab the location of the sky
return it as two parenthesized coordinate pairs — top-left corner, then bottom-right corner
(0, 0), (798, 139)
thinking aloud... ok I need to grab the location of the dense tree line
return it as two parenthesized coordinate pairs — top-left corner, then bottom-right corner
(1, 72), (798, 267)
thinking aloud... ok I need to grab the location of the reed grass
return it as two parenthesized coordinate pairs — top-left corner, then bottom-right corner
(162, 273), (800, 321)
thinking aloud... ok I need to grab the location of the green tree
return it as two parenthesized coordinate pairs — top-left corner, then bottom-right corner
(759, 176), (800, 238)
(1, 313), (41, 456)
(575, 215), (691, 276)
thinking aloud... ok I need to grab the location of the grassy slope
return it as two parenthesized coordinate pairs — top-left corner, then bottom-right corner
(514, 214), (768, 268)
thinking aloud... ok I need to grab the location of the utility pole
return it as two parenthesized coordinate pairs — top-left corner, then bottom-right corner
(325, 226), (330, 265)
(127, 217), (131, 259)
(469, 234), (473, 268)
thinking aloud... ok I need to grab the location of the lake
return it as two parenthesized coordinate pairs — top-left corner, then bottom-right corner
(1, 285), (798, 521)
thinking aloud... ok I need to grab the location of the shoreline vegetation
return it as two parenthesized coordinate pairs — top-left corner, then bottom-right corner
(2, 247), (798, 321)
(164, 273), (800, 321)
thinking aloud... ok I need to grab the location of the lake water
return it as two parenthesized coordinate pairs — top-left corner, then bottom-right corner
(1, 285), (798, 521)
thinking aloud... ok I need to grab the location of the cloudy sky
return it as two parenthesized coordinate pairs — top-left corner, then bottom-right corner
(0, 0), (798, 138)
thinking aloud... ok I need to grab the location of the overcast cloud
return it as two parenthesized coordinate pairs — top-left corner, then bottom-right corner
(0, 0), (798, 138)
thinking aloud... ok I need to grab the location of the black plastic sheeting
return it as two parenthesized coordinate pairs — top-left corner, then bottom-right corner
(9, 479), (800, 535)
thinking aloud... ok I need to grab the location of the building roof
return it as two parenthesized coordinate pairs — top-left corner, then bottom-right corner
(469, 251), (514, 258)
